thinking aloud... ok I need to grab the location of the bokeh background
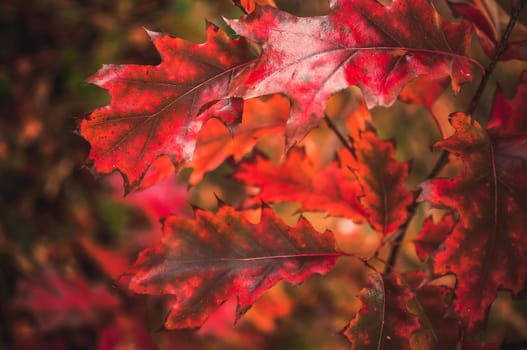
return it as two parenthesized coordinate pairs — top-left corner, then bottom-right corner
(1, 0), (527, 349)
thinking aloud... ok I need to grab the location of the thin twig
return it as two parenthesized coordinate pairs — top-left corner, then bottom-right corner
(384, 150), (449, 273)
(386, 0), (527, 272)
(324, 114), (356, 158)
(467, 0), (527, 115)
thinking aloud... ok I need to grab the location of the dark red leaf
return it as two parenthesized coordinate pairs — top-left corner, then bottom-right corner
(449, 0), (527, 60)
(342, 273), (419, 350)
(420, 112), (527, 330)
(234, 147), (365, 222)
(227, 0), (474, 145)
(414, 213), (455, 261)
(80, 23), (256, 191)
(128, 204), (339, 329)
(404, 272), (498, 350)
(488, 70), (527, 133)
(352, 131), (414, 236)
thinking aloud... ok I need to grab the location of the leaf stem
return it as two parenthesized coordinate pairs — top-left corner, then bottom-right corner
(467, 0), (527, 116)
(324, 114), (356, 158)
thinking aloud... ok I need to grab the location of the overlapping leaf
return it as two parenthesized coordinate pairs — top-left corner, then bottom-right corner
(352, 131), (414, 236)
(488, 70), (527, 133)
(190, 94), (288, 184)
(420, 112), (527, 329)
(449, 0), (527, 60)
(234, 147), (365, 221)
(414, 213), (455, 261)
(404, 272), (497, 350)
(127, 204), (339, 329)
(227, 0), (474, 145)
(342, 273), (419, 350)
(80, 23), (256, 191)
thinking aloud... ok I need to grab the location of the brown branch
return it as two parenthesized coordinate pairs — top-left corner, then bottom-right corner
(323, 114), (356, 158)
(384, 150), (449, 273)
(467, 0), (527, 116)
(386, 0), (527, 273)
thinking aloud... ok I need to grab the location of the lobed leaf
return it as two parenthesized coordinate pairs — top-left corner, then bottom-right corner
(414, 213), (455, 261)
(80, 23), (256, 191)
(234, 147), (365, 222)
(128, 204), (339, 329)
(227, 0), (474, 146)
(420, 112), (527, 330)
(352, 131), (414, 236)
(449, 0), (527, 61)
(342, 273), (419, 350)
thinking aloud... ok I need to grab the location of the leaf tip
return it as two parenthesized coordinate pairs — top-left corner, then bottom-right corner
(143, 27), (162, 41)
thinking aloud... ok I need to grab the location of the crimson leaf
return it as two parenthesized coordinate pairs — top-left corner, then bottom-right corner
(81, 23), (255, 191)
(127, 204), (339, 330)
(227, 0), (475, 146)
(420, 112), (527, 330)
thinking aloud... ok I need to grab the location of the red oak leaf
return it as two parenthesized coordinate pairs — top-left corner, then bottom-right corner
(488, 70), (527, 133)
(420, 112), (527, 330)
(190, 94), (288, 184)
(15, 268), (120, 332)
(449, 0), (527, 60)
(227, 0), (475, 146)
(404, 272), (498, 350)
(234, 148), (365, 222)
(414, 213), (455, 261)
(352, 131), (414, 236)
(342, 273), (419, 350)
(80, 23), (255, 191)
(127, 204), (339, 329)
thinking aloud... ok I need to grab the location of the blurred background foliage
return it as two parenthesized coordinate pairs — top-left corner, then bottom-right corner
(1, 0), (526, 349)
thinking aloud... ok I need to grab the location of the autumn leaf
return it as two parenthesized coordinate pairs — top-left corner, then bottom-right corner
(227, 0), (475, 146)
(127, 204), (339, 329)
(404, 272), (497, 350)
(414, 213), (455, 261)
(15, 267), (120, 332)
(342, 273), (419, 350)
(403, 272), (461, 350)
(420, 112), (527, 330)
(352, 131), (414, 236)
(234, 0), (277, 13)
(190, 94), (288, 184)
(80, 23), (256, 191)
(449, 0), (527, 60)
(488, 70), (527, 133)
(234, 147), (365, 222)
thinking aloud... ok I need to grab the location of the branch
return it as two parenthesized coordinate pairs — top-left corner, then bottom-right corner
(467, 0), (527, 115)
(384, 150), (449, 273)
(386, 0), (527, 272)
(324, 114), (356, 158)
